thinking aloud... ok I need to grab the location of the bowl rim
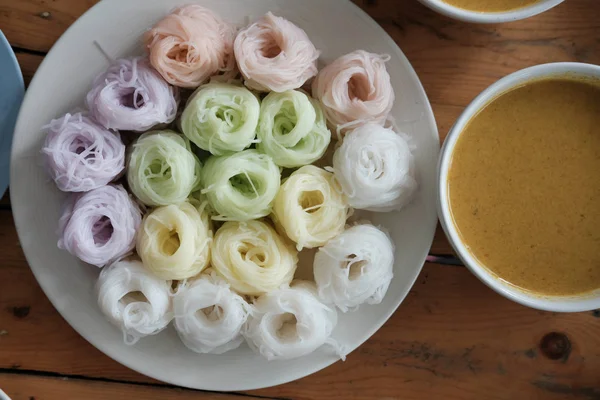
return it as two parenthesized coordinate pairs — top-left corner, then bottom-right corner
(438, 62), (600, 313)
(417, 0), (564, 23)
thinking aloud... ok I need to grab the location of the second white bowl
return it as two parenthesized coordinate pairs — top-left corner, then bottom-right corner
(417, 0), (564, 23)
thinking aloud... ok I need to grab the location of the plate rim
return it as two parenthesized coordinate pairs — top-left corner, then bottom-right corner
(10, 0), (440, 391)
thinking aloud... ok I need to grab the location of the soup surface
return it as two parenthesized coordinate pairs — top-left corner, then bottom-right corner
(448, 77), (600, 296)
(441, 0), (540, 12)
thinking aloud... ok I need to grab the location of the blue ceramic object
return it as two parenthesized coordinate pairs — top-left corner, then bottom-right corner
(0, 30), (24, 198)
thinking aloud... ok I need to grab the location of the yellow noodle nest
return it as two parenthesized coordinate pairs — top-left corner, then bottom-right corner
(272, 165), (349, 250)
(211, 220), (298, 296)
(137, 201), (212, 280)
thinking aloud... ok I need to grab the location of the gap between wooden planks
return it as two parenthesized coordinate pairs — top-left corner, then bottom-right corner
(0, 373), (276, 400)
(0, 210), (599, 399)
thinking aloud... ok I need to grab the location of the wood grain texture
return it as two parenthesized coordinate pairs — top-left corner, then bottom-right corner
(14, 52), (43, 87)
(430, 223), (455, 255)
(1, 210), (598, 399)
(0, 373), (271, 400)
(0, 0), (98, 53)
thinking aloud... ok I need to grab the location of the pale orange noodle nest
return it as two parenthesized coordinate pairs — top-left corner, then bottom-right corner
(312, 50), (394, 137)
(145, 5), (237, 88)
(234, 12), (319, 92)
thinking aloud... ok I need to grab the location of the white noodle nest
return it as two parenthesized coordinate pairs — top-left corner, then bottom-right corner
(211, 220), (298, 296)
(272, 165), (348, 250)
(312, 50), (394, 136)
(136, 201), (212, 280)
(173, 272), (251, 354)
(96, 258), (172, 344)
(313, 224), (395, 312)
(331, 123), (417, 212)
(244, 281), (344, 361)
(234, 12), (319, 92)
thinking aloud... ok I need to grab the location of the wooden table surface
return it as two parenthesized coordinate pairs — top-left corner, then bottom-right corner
(1, 0), (599, 399)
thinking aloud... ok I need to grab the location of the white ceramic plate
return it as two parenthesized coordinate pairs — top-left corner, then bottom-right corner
(10, 0), (439, 391)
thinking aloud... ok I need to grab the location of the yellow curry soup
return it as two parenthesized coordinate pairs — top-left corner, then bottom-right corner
(448, 77), (600, 296)
(441, 0), (541, 12)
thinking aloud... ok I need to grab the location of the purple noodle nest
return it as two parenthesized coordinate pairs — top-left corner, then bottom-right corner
(86, 57), (179, 132)
(42, 112), (125, 192)
(58, 184), (142, 267)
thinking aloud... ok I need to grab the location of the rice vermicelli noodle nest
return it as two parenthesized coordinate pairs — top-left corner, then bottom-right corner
(313, 224), (395, 312)
(137, 201), (212, 280)
(180, 82), (260, 155)
(234, 12), (319, 92)
(211, 220), (298, 296)
(97, 258), (172, 344)
(127, 130), (202, 207)
(201, 149), (281, 221)
(42, 112), (125, 192)
(86, 57), (179, 132)
(58, 184), (142, 267)
(145, 5), (237, 88)
(257, 90), (331, 168)
(332, 123), (417, 212)
(312, 50), (394, 136)
(173, 271), (251, 354)
(243, 281), (343, 361)
(272, 165), (348, 250)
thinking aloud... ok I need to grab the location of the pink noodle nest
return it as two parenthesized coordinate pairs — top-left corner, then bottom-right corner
(145, 5), (237, 88)
(312, 50), (395, 136)
(42, 112), (125, 192)
(58, 184), (142, 267)
(86, 57), (179, 132)
(234, 12), (319, 92)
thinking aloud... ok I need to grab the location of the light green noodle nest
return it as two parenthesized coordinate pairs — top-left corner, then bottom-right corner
(257, 90), (331, 168)
(201, 149), (281, 221)
(127, 130), (202, 206)
(180, 82), (260, 156)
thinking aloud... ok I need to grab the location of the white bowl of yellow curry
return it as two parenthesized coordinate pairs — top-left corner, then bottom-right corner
(439, 62), (600, 312)
(418, 0), (563, 23)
